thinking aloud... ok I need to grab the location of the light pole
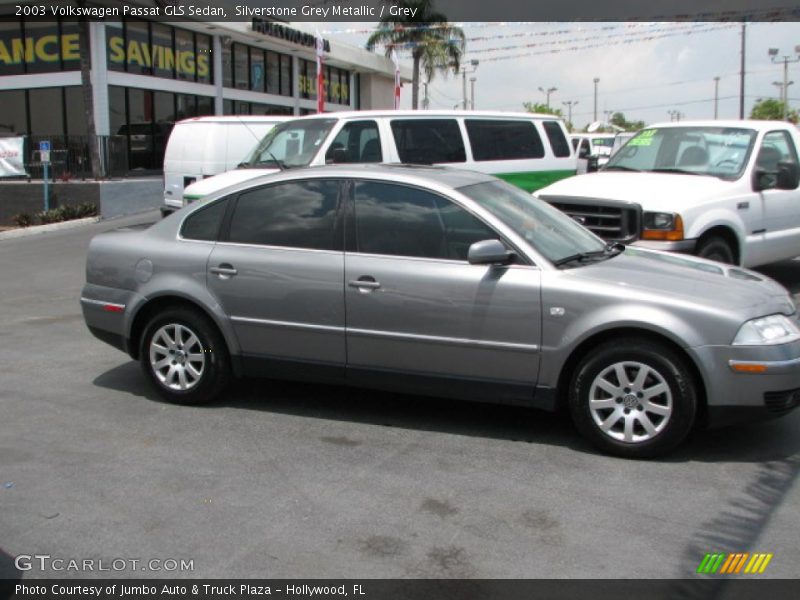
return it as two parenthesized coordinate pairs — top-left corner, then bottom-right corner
(773, 80), (795, 105)
(562, 100), (578, 129)
(538, 86), (557, 108)
(668, 110), (682, 122)
(460, 59), (479, 110)
(470, 77), (476, 110)
(768, 46), (800, 120)
(592, 78), (600, 121)
(713, 76), (720, 119)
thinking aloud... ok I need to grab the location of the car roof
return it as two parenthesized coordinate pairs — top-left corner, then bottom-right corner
(645, 119), (793, 131)
(174, 116), (294, 125)
(287, 109), (564, 121)
(209, 164), (498, 198)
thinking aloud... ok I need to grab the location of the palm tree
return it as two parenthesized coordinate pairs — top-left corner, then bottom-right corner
(366, 0), (465, 109)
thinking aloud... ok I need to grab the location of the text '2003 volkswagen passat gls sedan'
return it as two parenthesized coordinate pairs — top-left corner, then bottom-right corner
(81, 165), (800, 458)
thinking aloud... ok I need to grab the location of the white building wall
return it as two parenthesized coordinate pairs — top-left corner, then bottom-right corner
(359, 74), (398, 110)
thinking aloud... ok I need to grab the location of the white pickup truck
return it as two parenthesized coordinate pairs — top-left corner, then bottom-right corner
(537, 120), (800, 267)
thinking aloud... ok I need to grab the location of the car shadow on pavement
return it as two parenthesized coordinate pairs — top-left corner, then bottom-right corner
(94, 361), (800, 463)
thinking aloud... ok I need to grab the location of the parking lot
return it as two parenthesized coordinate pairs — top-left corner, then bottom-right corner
(1, 212), (800, 580)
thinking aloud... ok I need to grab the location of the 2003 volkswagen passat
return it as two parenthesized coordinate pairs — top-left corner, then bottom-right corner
(81, 165), (800, 458)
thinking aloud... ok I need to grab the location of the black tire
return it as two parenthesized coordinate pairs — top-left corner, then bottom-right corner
(139, 306), (230, 405)
(696, 236), (735, 265)
(568, 338), (697, 459)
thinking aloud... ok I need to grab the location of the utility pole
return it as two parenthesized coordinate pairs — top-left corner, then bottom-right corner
(470, 77), (476, 110)
(538, 86), (557, 108)
(739, 23), (746, 119)
(713, 76), (720, 119)
(460, 60), (479, 110)
(769, 46), (800, 120)
(422, 82), (429, 109)
(562, 100), (578, 130)
(593, 77), (600, 121)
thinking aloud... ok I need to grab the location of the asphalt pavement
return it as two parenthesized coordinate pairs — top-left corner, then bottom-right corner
(1, 213), (799, 580)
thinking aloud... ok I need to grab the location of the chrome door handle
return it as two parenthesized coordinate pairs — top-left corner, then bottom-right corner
(348, 278), (381, 290)
(210, 265), (238, 278)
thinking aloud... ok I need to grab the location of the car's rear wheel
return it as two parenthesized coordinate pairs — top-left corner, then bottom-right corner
(696, 236), (735, 265)
(140, 307), (230, 405)
(569, 338), (697, 458)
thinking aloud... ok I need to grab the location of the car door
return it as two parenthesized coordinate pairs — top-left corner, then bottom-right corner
(344, 180), (542, 402)
(749, 130), (800, 265)
(206, 178), (346, 380)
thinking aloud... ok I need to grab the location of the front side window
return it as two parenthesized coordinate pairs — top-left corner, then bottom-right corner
(246, 119), (337, 169)
(181, 198), (228, 241)
(227, 180), (341, 250)
(605, 126), (757, 180)
(757, 131), (799, 170)
(325, 120), (382, 163)
(465, 119), (544, 161)
(460, 180), (606, 265)
(354, 182), (496, 260)
(390, 119), (466, 164)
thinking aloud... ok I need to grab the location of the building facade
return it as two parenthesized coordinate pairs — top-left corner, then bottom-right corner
(0, 17), (406, 170)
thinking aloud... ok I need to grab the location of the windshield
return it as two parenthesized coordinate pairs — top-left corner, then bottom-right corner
(604, 126), (757, 179)
(245, 119), (337, 168)
(458, 180), (607, 265)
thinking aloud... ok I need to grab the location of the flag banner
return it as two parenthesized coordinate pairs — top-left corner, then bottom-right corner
(316, 32), (325, 113)
(391, 48), (401, 109)
(0, 136), (26, 178)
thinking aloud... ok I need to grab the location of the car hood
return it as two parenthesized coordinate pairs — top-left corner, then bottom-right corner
(537, 171), (732, 211)
(183, 167), (278, 199)
(570, 248), (793, 314)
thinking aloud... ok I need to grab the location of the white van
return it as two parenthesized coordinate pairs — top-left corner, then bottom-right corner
(179, 110), (576, 205)
(161, 115), (292, 215)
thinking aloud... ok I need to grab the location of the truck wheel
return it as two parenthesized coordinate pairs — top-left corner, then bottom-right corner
(696, 236), (735, 264)
(568, 338), (697, 459)
(140, 307), (230, 405)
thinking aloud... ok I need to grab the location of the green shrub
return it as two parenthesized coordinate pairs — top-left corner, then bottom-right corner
(12, 213), (33, 227)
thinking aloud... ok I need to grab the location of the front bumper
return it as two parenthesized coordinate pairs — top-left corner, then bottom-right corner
(691, 340), (800, 427)
(632, 238), (697, 253)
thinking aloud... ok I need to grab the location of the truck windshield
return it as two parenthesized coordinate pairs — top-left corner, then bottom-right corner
(459, 180), (610, 267)
(604, 126), (757, 180)
(244, 119), (337, 169)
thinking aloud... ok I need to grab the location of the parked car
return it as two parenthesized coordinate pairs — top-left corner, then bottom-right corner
(161, 115), (292, 216)
(540, 120), (800, 267)
(179, 110), (576, 205)
(81, 165), (800, 458)
(571, 133), (616, 173)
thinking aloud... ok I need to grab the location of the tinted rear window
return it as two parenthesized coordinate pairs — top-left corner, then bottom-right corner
(465, 119), (544, 161)
(390, 119), (466, 164)
(543, 121), (571, 157)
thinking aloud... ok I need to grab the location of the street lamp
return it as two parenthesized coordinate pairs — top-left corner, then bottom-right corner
(459, 59), (479, 110)
(562, 100), (578, 129)
(538, 86), (557, 108)
(768, 46), (800, 120)
(593, 78), (600, 121)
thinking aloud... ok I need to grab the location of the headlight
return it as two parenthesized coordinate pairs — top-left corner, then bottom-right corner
(733, 314), (800, 346)
(642, 212), (684, 241)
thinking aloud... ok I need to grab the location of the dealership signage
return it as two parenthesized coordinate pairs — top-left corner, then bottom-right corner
(0, 137), (26, 177)
(0, 30), (209, 78)
(251, 18), (330, 53)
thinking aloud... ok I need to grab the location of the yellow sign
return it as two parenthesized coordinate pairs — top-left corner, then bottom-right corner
(298, 75), (349, 102)
(108, 35), (209, 78)
(0, 34), (80, 65)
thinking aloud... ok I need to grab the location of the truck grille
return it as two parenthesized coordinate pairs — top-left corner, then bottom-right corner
(541, 197), (641, 243)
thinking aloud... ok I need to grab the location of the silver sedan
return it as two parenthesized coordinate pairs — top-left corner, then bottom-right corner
(81, 165), (800, 458)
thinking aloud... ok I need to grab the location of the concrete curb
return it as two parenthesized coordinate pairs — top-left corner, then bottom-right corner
(0, 216), (101, 241)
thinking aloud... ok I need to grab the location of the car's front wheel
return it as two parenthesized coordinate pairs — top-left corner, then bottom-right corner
(569, 338), (697, 458)
(140, 307), (230, 405)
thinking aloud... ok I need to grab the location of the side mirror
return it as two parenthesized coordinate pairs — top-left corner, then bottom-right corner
(327, 147), (347, 164)
(467, 239), (516, 266)
(776, 161), (800, 190)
